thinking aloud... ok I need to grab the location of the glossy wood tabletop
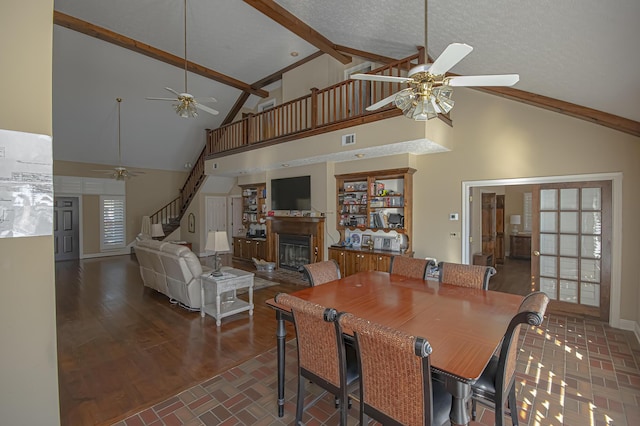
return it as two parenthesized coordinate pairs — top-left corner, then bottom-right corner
(268, 271), (523, 382)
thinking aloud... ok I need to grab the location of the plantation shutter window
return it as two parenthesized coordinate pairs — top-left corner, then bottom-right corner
(101, 196), (126, 250)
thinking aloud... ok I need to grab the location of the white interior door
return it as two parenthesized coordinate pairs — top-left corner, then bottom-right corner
(205, 196), (228, 246)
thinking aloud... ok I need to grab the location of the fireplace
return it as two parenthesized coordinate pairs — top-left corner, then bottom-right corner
(267, 216), (325, 270)
(278, 234), (311, 271)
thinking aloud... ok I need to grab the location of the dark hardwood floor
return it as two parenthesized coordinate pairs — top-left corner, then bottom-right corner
(488, 256), (533, 296)
(55, 254), (303, 426)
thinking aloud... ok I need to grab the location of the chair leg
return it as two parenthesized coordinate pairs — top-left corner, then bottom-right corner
(471, 398), (477, 421)
(508, 386), (519, 426)
(296, 374), (305, 425)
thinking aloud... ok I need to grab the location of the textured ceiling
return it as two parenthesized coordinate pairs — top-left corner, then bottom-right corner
(52, 0), (640, 172)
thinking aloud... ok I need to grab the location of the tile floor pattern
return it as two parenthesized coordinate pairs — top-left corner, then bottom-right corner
(114, 313), (640, 426)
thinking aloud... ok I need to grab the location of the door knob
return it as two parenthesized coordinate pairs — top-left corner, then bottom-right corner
(533, 250), (540, 256)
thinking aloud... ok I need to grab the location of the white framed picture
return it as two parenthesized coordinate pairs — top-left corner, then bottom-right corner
(350, 232), (362, 248)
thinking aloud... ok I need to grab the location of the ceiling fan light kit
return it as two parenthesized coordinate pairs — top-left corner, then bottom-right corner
(92, 98), (144, 180)
(146, 0), (218, 118)
(352, 42), (518, 121)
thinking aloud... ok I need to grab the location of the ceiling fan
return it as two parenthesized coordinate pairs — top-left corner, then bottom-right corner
(146, 0), (218, 118)
(93, 98), (145, 180)
(350, 1), (519, 121)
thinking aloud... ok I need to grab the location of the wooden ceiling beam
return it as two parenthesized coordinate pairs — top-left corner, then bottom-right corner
(222, 92), (251, 126)
(53, 11), (269, 98)
(243, 0), (352, 64)
(334, 45), (396, 64)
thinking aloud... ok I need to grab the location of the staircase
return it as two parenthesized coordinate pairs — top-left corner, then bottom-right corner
(150, 146), (208, 235)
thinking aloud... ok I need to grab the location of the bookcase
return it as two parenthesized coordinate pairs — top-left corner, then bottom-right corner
(335, 168), (415, 253)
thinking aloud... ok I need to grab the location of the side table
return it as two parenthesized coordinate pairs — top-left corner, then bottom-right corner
(200, 268), (254, 326)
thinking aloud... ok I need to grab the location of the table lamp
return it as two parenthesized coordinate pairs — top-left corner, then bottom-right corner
(510, 215), (521, 234)
(150, 223), (165, 240)
(205, 230), (231, 276)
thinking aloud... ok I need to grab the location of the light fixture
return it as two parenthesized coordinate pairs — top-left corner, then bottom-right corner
(282, 163), (289, 167)
(510, 215), (521, 234)
(290, 51), (299, 57)
(355, 153), (365, 158)
(140, 216), (151, 239)
(205, 230), (231, 276)
(151, 223), (165, 240)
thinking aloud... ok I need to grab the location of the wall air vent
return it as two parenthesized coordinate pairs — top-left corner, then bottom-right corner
(341, 133), (356, 146)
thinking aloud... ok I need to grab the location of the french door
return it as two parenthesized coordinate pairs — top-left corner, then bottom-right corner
(532, 181), (611, 320)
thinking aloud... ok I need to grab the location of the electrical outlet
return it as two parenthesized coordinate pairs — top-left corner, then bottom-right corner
(449, 213), (459, 221)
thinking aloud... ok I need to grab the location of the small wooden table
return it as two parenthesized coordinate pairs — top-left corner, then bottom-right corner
(267, 271), (523, 425)
(201, 268), (254, 326)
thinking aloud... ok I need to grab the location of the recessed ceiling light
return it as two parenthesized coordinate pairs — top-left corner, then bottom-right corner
(282, 163), (290, 167)
(355, 153), (365, 158)
(290, 51), (299, 57)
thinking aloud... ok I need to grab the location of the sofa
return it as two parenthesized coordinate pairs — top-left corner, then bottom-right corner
(135, 239), (212, 309)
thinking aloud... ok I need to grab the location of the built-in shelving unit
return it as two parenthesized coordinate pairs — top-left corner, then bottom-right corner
(335, 168), (415, 253)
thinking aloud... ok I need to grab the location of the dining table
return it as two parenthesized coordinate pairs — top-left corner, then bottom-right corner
(266, 270), (524, 426)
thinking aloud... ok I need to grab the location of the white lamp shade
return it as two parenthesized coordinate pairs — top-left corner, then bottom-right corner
(510, 215), (521, 225)
(140, 216), (151, 235)
(150, 223), (165, 237)
(205, 231), (230, 253)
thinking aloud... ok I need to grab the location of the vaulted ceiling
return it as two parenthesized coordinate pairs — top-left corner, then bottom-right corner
(52, 0), (640, 172)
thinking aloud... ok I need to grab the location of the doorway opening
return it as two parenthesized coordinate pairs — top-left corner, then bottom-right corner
(462, 173), (622, 326)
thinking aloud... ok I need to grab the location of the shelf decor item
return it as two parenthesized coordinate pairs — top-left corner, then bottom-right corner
(188, 213), (195, 233)
(350, 232), (362, 248)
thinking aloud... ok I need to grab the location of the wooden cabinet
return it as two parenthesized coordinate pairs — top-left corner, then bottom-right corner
(329, 247), (401, 277)
(335, 168), (415, 253)
(232, 237), (267, 262)
(510, 234), (531, 260)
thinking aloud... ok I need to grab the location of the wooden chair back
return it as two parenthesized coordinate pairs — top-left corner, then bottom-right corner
(338, 313), (451, 426)
(438, 261), (497, 290)
(389, 256), (433, 280)
(302, 260), (341, 286)
(274, 292), (354, 425)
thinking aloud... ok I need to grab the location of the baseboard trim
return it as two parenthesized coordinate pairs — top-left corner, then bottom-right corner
(618, 319), (640, 344)
(82, 249), (130, 259)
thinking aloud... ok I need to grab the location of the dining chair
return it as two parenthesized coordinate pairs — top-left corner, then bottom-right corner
(301, 259), (341, 286)
(389, 256), (435, 280)
(471, 291), (550, 425)
(438, 261), (497, 290)
(338, 312), (452, 426)
(274, 293), (358, 426)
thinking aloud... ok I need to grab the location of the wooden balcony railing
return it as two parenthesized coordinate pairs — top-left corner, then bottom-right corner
(206, 52), (420, 157)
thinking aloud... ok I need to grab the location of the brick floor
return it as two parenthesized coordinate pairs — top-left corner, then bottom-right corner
(114, 314), (640, 425)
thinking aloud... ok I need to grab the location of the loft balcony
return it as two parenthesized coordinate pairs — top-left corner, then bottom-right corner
(204, 52), (432, 159)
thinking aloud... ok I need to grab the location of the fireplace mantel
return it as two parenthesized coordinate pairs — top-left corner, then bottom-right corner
(267, 216), (325, 266)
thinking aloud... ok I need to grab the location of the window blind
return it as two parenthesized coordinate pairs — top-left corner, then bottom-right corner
(101, 196), (126, 249)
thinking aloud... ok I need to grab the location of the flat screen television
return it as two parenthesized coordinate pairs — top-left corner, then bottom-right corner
(271, 175), (311, 211)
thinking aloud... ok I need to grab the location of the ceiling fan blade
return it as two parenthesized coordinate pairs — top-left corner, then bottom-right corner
(195, 103), (219, 115)
(428, 43), (474, 76)
(194, 96), (217, 103)
(351, 73), (412, 83)
(447, 74), (520, 87)
(146, 97), (177, 101)
(165, 87), (181, 96)
(366, 89), (410, 111)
